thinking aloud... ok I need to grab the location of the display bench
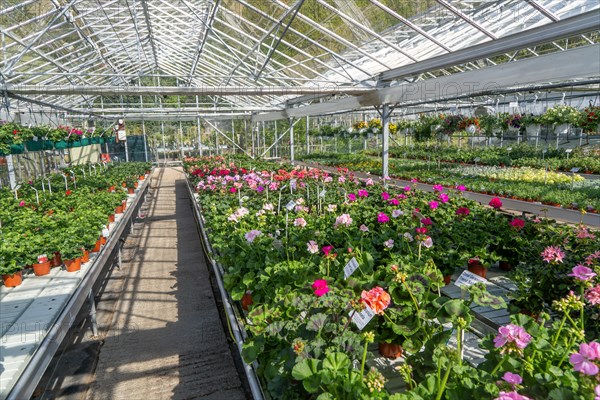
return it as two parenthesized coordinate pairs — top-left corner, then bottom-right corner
(0, 173), (151, 400)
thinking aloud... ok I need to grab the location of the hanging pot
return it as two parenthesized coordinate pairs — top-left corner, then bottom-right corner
(378, 342), (403, 359)
(64, 258), (81, 272)
(2, 271), (23, 287)
(32, 261), (51, 276)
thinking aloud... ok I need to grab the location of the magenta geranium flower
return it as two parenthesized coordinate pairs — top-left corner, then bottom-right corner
(415, 227), (427, 235)
(388, 198), (399, 206)
(347, 193), (357, 202)
(229, 187), (237, 193)
(403, 186), (411, 192)
(377, 213), (390, 223)
(569, 265), (597, 281)
(494, 324), (532, 354)
(322, 245), (334, 256)
(456, 207), (470, 216)
(489, 197), (503, 209)
(432, 184), (444, 192)
(510, 218), (525, 230)
(438, 193), (449, 203)
(312, 279), (330, 297)
(358, 189), (369, 198)
(570, 342), (600, 375)
(456, 185), (466, 191)
(381, 192), (390, 200)
(19, 200), (25, 207)
(420, 217), (432, 226)
(429, 201), (439, 210)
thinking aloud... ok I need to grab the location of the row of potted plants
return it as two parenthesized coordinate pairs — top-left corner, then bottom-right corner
(366, 143), (600, 174)
(310, 105), (599, 142)
(0, 121), (115, 155)
(301, 153), (600, 213)
(0, 162), (151, 287)
(186, 155), (599, 399)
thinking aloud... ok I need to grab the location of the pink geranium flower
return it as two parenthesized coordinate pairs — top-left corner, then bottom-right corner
(510, 218), (525, 230)
(294, 217), (307, 227)
(420, 217), (432, 226)
(388, 198), (399, 206)
(502, 372), (522, 386)
(586, 285), (600, 305)
(322, 245), (334, 256)
(381, 192), (390, 201)
(494, 392), (532, 400)
(494, 324), (532, 354)
(334, 213), (353, 228)
(456, 185), (466, 191)
(347, 193), (357, 202)
(244, 230), (262, 243)
(570, 342), (600, 375)
(415, 227), (427, 235)
(432, 184), (444, 192)
(429, 201), (439, 210)
(357, 189), (369, 197)
(359, 224), (369, 232)
(456, 207), (470, 216)
(307, 240), (319, 254)
(438, 193), (449, 203)
(569, 265), (597, 281)
(383, 239), (394, 249)
(541, 246), (565, 264)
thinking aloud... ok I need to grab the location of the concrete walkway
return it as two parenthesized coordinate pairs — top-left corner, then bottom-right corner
(86, 167), (246, 400)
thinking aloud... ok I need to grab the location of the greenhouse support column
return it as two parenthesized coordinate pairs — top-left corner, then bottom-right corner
(306, 115), (310, 154)
(161, 120), (166, 164)
(142, 119), (148, 162)
(274, 121), (278, 158)
(124, 139), (129, 162)
(179, 120), (185, 160)
(231, 119), (235, 154)
(262, 121), (266, 157)
(382, 104), (391, 185)
(289, 118), (295, 162)
(197, 115), (203, 156)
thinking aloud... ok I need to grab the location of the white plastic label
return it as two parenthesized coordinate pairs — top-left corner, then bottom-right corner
(570, 167), (580, 173)
(509, 101), (519, 108)
(319, 189), (326, 198)
(33, 136), (39, 142)
(102, 228), (110, 238)
(455, 270), (487, 288)
(351, 305), (376, 330)
(37, 254), (48, 263)
(285, 200), (296, 211)
(343, 257), (359, 279)
(507, 147), (512, 151)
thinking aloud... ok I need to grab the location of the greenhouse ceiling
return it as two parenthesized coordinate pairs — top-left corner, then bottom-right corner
(0, 0), (599, 121)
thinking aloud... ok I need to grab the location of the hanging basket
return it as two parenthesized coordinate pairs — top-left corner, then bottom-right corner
(54, 140), (68, 149)
(9, 144), (24, 154)
(25, 140), (44, 152)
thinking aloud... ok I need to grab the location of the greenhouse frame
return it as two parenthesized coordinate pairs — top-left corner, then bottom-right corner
(1, 1), (599, 399)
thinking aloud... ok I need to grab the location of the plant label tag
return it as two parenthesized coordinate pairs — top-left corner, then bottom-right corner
(507, 147), (512, 151)
(241, 196), (249, 202)
(319, 189), (326, 198)
(565, 149), (573, 153)
(509, 101), (519, 108)
(33, 136), (39, 141)
(455, 270), (487, 288)
(102, 228), (110, 238)
(290, 179), (297, 188)
(285, 200), (296, 211)
(351, 305), (376, 330)
(570, 167), (580, 173)
(474, 157), (481, 162)
(344, 257), (359, 279)
(37, 254), (48, 263)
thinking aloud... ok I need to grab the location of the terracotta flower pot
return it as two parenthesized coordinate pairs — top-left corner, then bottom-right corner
(81, 249), (90, 263)
(108, 185), (116, 192)
(64, 258), (81, 272)
(468, 261), (487, 278)
(122, 200), (127, 211)
(32, 261), (51, 276)
(2, 271), (23, 287)
(122, 182), (127, 188)
(378, 342), (403, 359)
(100, 236), (107, 245)
(241, 292), (254, 311)
(139, 175), (145, 180)
(50, 252), (62, 267)
(115, 205), (123, 214)
(134, 181), (139, 188)
(108, 214), (115, 222)
(443, 275), (452, 286)
(127, 187), (135, 194)
(498, 261), (513, 271)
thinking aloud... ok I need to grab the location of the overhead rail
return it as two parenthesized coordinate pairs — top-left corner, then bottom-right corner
(377, 10), (600, 83)
(253, 44), (600, 121)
